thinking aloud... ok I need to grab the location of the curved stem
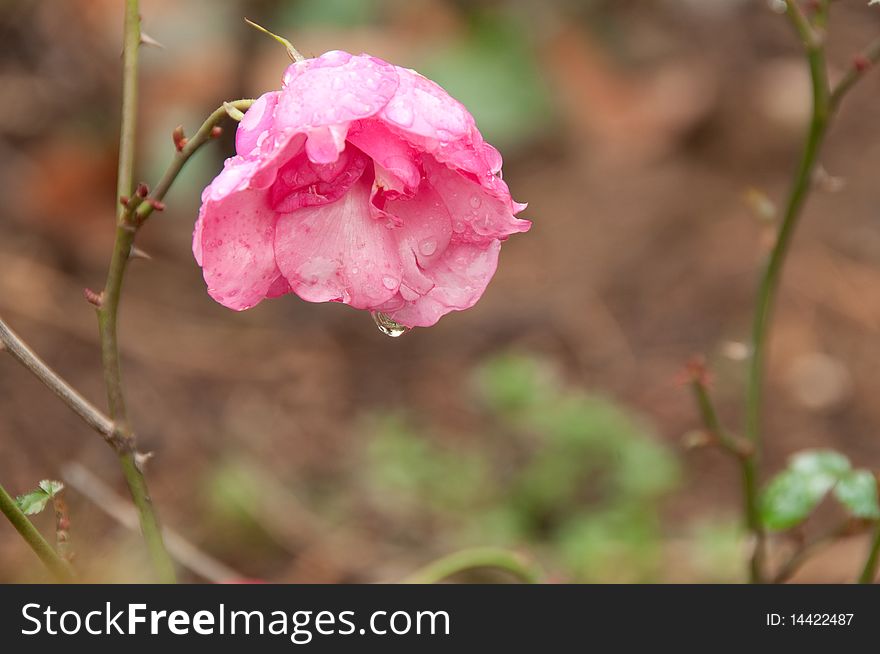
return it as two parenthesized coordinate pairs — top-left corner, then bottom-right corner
(402, 547), (541, 584)
(0, 317), (117, 444)
(774, 521), (851, 584)
(743, 0), (832, 584)
(98, 0), (176, 583)
(0, 481), (75, 582)
(858, 523), (880, 584)
(133, 99), (254, 226)
(830, 37), (880, 109)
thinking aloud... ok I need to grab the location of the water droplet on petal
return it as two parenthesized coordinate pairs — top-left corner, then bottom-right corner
(385, 101), (414, 127)
(418, 238), (437, 256)
(382, 275), (398, 290)
(371, 311), (409, 338)
(469, 195), (482, 209)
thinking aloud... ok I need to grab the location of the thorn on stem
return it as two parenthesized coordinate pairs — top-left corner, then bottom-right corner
(134, 451), (154, 472)
(119, 195), (130, 207)
(172, 125), (188, 152)
(129, 246), (152, 261)
(147, 199), (166, 212)
(139, 31), (165, 49)
(210, 126), (223, 139)
(83, 288), (104, 308)
(135, 182), (149, 199)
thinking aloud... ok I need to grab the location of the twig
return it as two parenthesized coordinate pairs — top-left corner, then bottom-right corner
(858, 522), (880, 584)
(62, 463), (242, 583)
(402, 547), (542, 584)
(0, 317), (117, 446)
(689, 375), (753, 460)
(684, 360), (763, 582)
(132, 98), (254, 227)
(98, 0), (254, 583)
(830, 36), (880, 109)
(742, 0), (835, 585)
(0, 481), (75, 582)
(773, 521), (852, 584)
(52, 492), (73, 564)
(97, 0), (176, 583)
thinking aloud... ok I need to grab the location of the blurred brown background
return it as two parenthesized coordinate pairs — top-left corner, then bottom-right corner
(1, 0), (879, 583)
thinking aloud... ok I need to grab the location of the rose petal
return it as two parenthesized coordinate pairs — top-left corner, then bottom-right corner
(424, 157), (530, 241)
(274, 177), (402, 308)
(275, 51), (399, 167)
(346, 120), (421, 192)
(270, 146), (368, 212)
(199, 186), (280, 311)
(383, 240), (502, 328)
(380, 66), (474, 144)
(236, 91), (280, 156)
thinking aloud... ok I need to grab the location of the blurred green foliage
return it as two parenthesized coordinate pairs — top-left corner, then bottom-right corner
(364, 353), (681, 582)
(417, 15), (553, 148)
(277, 0), (551, 148)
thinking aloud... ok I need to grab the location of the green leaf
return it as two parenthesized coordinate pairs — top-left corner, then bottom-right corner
(38, 480), (64, 497)
(833, 470), (880, 519)
(789, 450), (850, 477)
(761, 450), (851, 531)
(15, 480), (63, 516)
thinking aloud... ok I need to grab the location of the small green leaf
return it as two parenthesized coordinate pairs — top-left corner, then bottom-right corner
(15, 479), (63, 516)
(833, 470), (880, 519)
(16, 491), (51, 516)
(789, 450), (851, 478)
(761, 450), (852, 531)
(38, 480), (64, 497)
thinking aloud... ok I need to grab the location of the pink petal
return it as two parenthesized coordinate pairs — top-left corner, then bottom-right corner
(424, 157), (530, 240)
(270, 146), (368, 213)
(198, 186), (280, 311)
(235, 91), (280, 156)
(384, 185), (453, 300)
(274, 178), (402, 309)
(382, 240), (503, 328)
(346, 120), (421, 192)
(275, 51), (399, 165)
(380, 66), (474, 144)
(305, 124), (350, 164)
(194, 155), (261, 266)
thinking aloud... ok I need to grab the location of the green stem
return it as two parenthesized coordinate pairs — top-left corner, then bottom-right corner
(133, 99), (254, 226)
(774, 520), (851, 584)
(858, 523), (880, 584)
(402, 547), (541, 584)
(830, 36), (880, 110)
(0, 482), (75, 582)
(743, 0), (832, 584)
(689, 378), (763, 581)
(99, 0), (176, 583)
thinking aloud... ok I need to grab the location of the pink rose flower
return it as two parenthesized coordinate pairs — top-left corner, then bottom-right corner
(193, 50), (529, 333)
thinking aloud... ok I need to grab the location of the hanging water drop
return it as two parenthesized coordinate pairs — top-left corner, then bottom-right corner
(371, 311), (409, 338)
